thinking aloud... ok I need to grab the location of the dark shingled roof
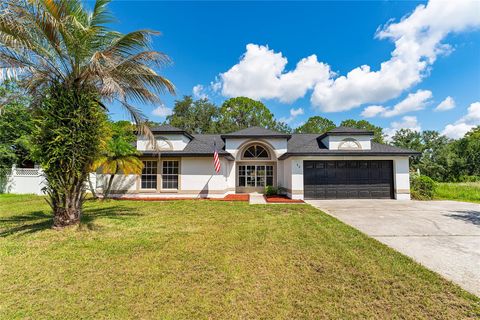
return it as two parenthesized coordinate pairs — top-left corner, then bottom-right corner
(149, 124), (194, 139)
(141, 134), (234, 160)
(140, 126), (418, 159)
(328, 126), (373, 134)
(318, 126), (374, 139)
(221, 126), (291, 139)
(277, 134), (420, 159)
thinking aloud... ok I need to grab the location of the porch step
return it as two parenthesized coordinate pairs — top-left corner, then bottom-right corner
(249, 193), (266, 205)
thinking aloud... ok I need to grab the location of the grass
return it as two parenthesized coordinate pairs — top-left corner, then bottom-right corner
(0, 195), (479, 319)
(434, 181), (480, 204)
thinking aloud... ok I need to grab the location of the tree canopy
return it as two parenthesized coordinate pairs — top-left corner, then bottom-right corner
(0, 81), (33, 170)
(217, 97), (290, 133)
(391, 127), (480, 181)
(294, 116), (336, 134)
(167, 96), (219, 134)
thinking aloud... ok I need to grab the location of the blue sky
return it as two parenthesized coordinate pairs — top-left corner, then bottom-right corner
(103, 1), (480, 138)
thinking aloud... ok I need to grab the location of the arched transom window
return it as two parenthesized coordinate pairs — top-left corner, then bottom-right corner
(243, 144), (269, 159)
(338, 138), (362, 150)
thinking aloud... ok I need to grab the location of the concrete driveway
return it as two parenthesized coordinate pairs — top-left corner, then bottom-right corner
(306, 199), (480, 296)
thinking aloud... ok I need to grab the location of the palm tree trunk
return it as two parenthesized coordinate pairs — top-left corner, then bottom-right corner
(103, 173), (116, 199)
(87, 173), (98, 199)
(47, 171), (87, 228)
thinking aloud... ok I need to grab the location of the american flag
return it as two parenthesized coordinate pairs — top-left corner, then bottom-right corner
(213, 141), (221, 173)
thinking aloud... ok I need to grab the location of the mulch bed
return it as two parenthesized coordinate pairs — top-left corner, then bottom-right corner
(111, 194), (250, 202)
(221, 194), (250, 201)
(264, 195), (304, 203)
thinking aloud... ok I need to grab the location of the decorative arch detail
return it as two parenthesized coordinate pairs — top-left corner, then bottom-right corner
(338, 138), (362, 150)
(242, 144), (269, 159)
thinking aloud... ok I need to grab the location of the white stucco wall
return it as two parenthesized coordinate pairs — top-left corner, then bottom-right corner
(283, 156), (411, 200)
(180, 157), (232, 195)
(321, 135), (372, 150)
(393, 157), (411, 200)
(136, 134), (190, 151)
(225, 138), (288, 159)
(97, 174), (137, 193)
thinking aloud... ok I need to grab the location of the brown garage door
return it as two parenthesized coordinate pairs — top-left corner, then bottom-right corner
(304, 160), (394, 199)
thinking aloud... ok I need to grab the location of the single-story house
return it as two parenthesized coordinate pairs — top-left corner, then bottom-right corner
(99, 125), (419, 200)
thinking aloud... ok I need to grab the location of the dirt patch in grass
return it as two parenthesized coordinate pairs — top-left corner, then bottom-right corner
(0, 195), (478, 319)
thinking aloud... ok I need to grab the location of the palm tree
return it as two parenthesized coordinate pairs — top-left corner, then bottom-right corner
(93, 155), (143, 199)
(0, 0), (174, 227)
(92, 122), (144, 198)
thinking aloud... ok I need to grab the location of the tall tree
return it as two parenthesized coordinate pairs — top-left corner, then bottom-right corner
(451, 126), (480, 179)
(0, 0), (174, 227)
(217, 97), (289, 133)
(340, 119), (385, 143)
(167, 96), (219, 133)
(294, 116), (336, 134)
(391, 129), (423, 166)
(391, 129), (423, 152)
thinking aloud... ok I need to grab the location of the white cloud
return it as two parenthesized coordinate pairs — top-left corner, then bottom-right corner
(384, 116), (422, 140)
(435, 96), (455, 111)
(361, 105), (387, 118)
(205, 1), (479, 113)
(279, 107), (305, 124)
(210, 79), (222, 92)
(192, 84), (208, 99)
(216, 44), (332, 103)
(152, 105), (173, 117)
(361, 89), (432, 118)
(312, 0), (480, 112)
(442, 101), (480, 138)
(290, 107), (304, 117)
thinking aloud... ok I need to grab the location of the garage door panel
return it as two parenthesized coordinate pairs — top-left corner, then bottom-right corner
(304, 160), (394, 199)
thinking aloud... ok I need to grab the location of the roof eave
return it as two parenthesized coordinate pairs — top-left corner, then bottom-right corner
(140, 151), (234, 160)
(220, 134), (292, 140)
(278, 151), (420, 160)
(317, 131), (375, 140)
(148, 130), (194, 140)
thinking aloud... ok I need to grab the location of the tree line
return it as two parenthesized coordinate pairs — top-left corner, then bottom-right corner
(155, 95), (480, 182)
(2, 85), (479, 189)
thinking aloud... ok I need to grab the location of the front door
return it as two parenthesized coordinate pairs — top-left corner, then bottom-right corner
(236, 164), (275, 193)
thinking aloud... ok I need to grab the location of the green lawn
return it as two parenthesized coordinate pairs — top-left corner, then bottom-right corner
(0, 195), (478, 319)
(435, 181), (480, 204)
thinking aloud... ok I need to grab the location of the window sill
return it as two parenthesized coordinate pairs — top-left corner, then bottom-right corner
(160, 189), (179, 193)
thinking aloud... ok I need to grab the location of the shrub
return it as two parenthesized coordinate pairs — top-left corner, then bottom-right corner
(264, 186), (278, 196)
(410, 174), (436, 200)
(458, 175), (480, 182)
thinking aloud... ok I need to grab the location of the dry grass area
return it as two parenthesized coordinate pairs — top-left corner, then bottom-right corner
(0, 194), (479, 319)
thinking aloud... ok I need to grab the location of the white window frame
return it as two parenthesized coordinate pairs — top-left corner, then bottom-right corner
(161, 160), (179, 191)
(238, 164), (274, 188)
(140, 160), (158, 190)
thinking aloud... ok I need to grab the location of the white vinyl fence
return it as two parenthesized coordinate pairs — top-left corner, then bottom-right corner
(0, 166), (47, 195)
(0, 166), (96, 196)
